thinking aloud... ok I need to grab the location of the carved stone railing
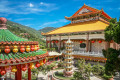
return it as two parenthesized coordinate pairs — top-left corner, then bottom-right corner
(61, 50), (104, 57)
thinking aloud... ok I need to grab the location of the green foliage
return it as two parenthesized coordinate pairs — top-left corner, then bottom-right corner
(104, 18), (120, 44)
(37, 63), (55, 75)
(46, 48), (56, 51)
(39, 27), (56, 33)
(7, 20), (55, 47)
(103, 74), (113, 80)
(103, 48), (120, 76)
(73, 59), (92, 80)
(92, 63), (105, 75)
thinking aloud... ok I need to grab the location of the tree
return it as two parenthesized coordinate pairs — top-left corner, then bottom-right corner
(104, 18), (120, 78)
(73, 59), (92, 80)
(92, 63), (105, 76)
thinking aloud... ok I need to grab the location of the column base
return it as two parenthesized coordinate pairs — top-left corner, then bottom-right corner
(63, 71), (73, 77)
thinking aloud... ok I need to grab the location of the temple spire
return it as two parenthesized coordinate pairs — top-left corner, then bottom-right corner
(0, 17), (7, 29)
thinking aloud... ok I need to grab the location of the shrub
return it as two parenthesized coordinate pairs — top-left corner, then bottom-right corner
(103, 74), (113, 80)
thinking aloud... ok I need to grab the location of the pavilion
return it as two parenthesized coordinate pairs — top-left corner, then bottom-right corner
(42, 4), (119, 62)
(0, 17), (48, 80)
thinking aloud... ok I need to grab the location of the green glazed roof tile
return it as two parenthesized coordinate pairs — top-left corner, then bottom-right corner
(0, 29), (28, 42)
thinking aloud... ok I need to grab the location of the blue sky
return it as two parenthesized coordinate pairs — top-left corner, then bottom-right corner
(0, 0), (120, 30)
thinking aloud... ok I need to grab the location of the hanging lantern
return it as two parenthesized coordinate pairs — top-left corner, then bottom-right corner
(29, 63), (35, 69)
(11, 66), (17, 72)
(35, 62), (40, 68)
(47, 41), (50, 43)
(98, 40), (102, 43)
(20, 45), (25, 53)
(4, 46), (10, 54)
(91, 41), (95, 43)
(37, 45), (39, 50)
(31, 45), (34, 51)
(34, 45), (37, 51)
(22, 67), (27, 71)
(13, 46), (18, 53)
(40, 60), (44, 66)
(26, 45), (30, 52)
(52, 41), (54, 43)
(1, 70), (6, 75)
(0, 49), (1, 53)
(43, 59), (46, 64)
(22, 64), (27, 71)
(80, 41), (83, 43)
(56, 41), (58, 43)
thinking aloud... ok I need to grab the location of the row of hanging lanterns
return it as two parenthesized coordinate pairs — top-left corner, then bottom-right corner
(47, 40), (103, 44)
(79, 40), (103, 43)
(1, 45), (39, 54)
(0, 59), (46, 75)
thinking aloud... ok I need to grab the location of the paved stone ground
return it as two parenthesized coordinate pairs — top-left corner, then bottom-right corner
(37, 67), (103, 80)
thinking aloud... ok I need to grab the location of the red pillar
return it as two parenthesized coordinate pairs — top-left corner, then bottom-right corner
(28, 67), (31, 80)
(15, 72), (17, 80)
(86, 33), (89, 52)
(15, 65), (22, 80)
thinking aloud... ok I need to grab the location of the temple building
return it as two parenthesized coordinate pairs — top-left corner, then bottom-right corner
(42, 4), (119, 61)
(0, 17), (48, 80)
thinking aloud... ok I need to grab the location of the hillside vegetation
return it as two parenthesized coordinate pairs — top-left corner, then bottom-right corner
(39, 27), (56, 33)
(7, 20), (46, 46)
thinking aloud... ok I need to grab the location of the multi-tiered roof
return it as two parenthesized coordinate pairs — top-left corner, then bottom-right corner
(0, 17), (48, 76)
(42, 4), (111, 36)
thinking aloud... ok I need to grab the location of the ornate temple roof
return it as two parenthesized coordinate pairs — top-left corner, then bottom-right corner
(65, 4), (111, 20)
(42, 4), (111, 36)
(0, 17), (48, 66)
(42, 20), (109, 35)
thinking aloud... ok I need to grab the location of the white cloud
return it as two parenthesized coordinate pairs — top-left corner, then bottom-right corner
(40, 2), (44, 5)
(39, 19), (68, 28)
(29, 3), (34, 7)
(0, 0), (59, 15)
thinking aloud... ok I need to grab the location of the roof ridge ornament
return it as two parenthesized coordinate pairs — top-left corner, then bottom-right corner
(84, 3), (86, 6)
(0, 17), (7, 29)
(101, 8), (103, 11)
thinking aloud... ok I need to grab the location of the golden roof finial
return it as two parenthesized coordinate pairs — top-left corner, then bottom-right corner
(101, 8), (103, 11)
(84, 3), (86, 6)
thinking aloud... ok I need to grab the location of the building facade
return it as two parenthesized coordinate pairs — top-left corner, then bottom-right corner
(42, 4), (120, 60)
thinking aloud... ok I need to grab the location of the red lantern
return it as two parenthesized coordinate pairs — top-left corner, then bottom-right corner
(35, 62), (40, 68)
(4, 46), (10, 54)
(47, 41), (50, 43)
(37, 45), (39, 50)
(21, 64), (27, 71)
(22, 67), (27, 71)
(98, 40), (102, 43)
(52, 41), (54, 43)
(31, 45), (34, 51)
(56, 41), (58, 43)
(91, 41), (95, 43)
(43, 59), (46, 64)
(20, 45), (25, 53)
(80, 41), (83, 43)
(1, 70), (6, 75)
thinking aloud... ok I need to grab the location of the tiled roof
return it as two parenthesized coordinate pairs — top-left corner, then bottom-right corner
(0, 29), (27, 42)
(43, 20), (109, 35)
(0, 50), (48, 66)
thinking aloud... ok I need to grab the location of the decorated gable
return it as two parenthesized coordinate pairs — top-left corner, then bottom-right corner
(77, 8), (92, 15)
